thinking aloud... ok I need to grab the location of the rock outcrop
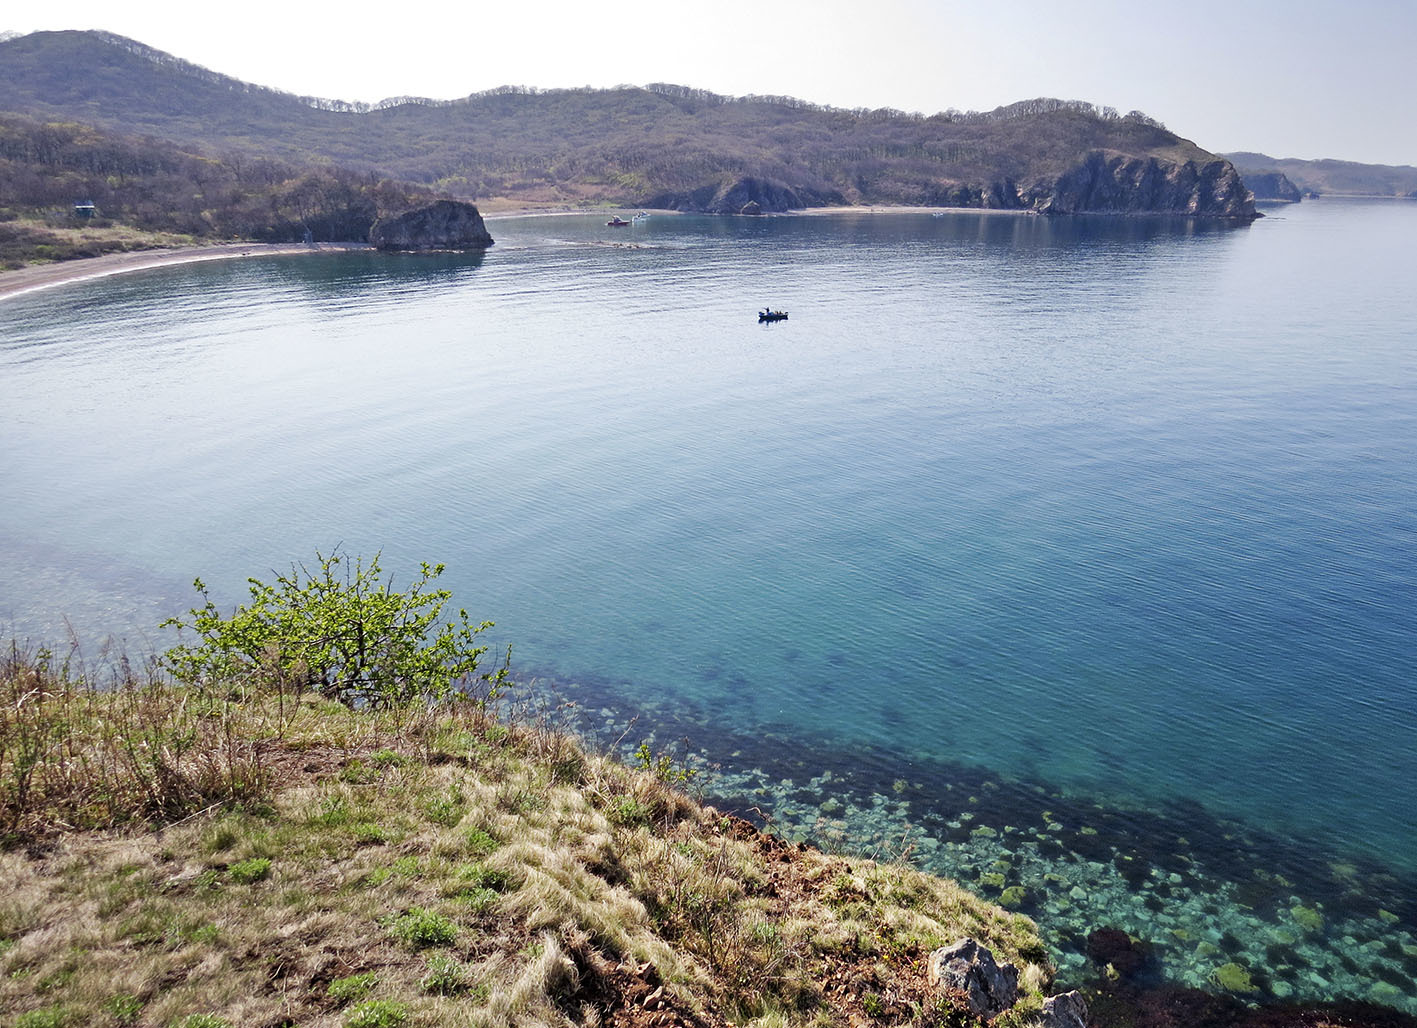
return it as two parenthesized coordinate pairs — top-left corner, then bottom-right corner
(927, 938), (1020, 1018)
(1241, 169), (1303, 202)
(1040, 990), (1089, 1028)
(367, 200), (493, 251)
(647, 176), (846, 214)
(1028, 151), (1259, 219)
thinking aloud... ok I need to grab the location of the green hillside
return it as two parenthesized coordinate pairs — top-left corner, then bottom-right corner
(0, 30), (1255, 218)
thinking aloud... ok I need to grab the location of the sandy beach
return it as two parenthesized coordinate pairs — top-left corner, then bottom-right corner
(0, 242), (374, 302)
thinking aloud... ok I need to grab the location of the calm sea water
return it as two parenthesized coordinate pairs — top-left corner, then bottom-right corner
(3, 201), (1415, 1006)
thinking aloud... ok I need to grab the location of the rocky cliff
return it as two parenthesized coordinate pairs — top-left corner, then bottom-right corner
(1027, 151), (1259, 219)
(367, 200), (493, 251)
(645, 157), (1258, 220)
(647, 176), (846, 215)
(1240, 169), (1303, 203)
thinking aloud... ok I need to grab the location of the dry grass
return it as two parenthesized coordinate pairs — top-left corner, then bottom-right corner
(0, 648), (1051, 1027)
(0, 218), (200, 269)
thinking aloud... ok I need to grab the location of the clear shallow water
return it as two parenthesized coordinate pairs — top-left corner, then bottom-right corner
(3, 202), (1415, 1007)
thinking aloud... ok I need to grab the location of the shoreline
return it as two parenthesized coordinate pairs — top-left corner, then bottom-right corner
(0, 197), (1244, 302)
(0, 241), (373, 302)
(0, 205), (953, 301)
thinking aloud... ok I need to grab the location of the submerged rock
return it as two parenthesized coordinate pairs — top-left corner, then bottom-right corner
(1087, 927), (1157, 983)
(926, 938), (1020, 1017)
(1212, 961), (1259, 993)
(368, 200), (493, 251)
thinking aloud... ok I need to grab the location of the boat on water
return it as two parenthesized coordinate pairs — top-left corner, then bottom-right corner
(607, 216), (631, 227)
(633, 211), (650, 222)
(759, 309), (789, 323)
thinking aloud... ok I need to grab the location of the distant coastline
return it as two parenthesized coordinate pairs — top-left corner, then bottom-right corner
(1, 207), (1011, 301)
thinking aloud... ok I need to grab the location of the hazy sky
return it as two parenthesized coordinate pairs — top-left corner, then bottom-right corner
(9, 0), (1416, 165)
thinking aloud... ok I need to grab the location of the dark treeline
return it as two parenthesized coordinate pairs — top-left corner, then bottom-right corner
(0, 113), (437, 243)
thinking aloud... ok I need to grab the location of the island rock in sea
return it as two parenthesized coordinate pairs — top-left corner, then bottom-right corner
(367, 200), (494, 251)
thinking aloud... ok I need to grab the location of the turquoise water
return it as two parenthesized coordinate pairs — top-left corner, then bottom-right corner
(2, 202), (1415, 1007)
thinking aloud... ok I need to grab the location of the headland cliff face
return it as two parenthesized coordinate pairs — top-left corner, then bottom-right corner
(1030, 152), (1259, 218)
(367, 200), (494, 251)
(645, 155), (1258, 220)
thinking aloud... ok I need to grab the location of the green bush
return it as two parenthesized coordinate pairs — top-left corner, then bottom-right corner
(344, 1000), (409, 1028)
(419, 952), (469, 994)
(163, 551), (510, 709)
(387, 907), (458, 948)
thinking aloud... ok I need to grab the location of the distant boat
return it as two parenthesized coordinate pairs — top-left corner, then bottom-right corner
(633, 211), (650, 222)
(607, 216), (631, 227)
(759, 309), (788, 323)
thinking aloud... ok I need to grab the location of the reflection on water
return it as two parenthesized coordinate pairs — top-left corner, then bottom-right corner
(2, 202), (1415, 1010)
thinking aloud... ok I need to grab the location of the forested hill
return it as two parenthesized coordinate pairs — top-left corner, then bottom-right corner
(0, 29), (1256, 219)
(1225, 152), (1417, 199)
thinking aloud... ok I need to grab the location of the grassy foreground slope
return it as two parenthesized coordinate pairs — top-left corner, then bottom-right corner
(0, 647), (1048, 1028)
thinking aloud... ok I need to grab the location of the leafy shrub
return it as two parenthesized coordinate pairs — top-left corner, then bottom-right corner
(328, 972), (379, 1003)
(344, 1000), (408, 1028)
(419, 952), (469, 994)
(163, 551), (510, 709)
(635, 741), (698, 785)
(610, 796), (651, 826)
(387, 907), (457, 948)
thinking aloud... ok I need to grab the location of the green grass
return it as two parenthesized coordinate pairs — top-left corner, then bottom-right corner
(329, 972), (379, 1003)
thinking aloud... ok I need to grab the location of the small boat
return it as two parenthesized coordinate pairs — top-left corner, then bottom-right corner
(607, 216), (631, 227)
(633, 211), (650, 222)
(758, 309), (789, 323)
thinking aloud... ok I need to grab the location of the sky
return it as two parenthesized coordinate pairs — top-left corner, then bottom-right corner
(8, 0), (1417, 166)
